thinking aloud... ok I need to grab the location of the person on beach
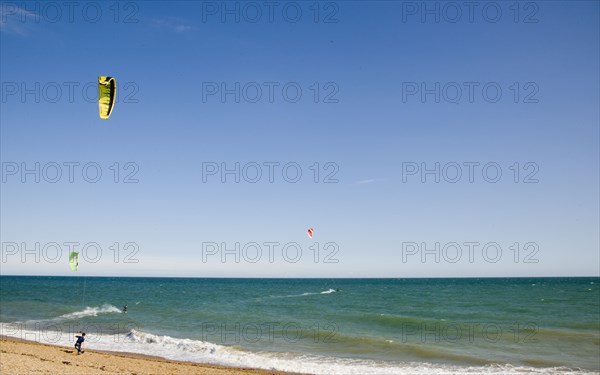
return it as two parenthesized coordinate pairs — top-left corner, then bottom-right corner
(74, 332), (85, 354)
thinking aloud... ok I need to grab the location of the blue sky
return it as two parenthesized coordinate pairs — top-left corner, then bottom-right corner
(1, 1), (598, 277)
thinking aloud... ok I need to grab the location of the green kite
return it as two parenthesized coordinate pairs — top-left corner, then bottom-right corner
(69, 251), (79, 271)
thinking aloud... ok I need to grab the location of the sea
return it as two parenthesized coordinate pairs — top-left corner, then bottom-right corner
(0, 276), (598, 374)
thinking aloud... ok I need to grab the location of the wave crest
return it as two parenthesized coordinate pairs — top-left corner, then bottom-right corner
(126, 329), (220, 354)
(59, 304), (122, 319)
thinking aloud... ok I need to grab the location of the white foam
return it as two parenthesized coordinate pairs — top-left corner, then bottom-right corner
(58, 304), (122, 319)
(0, 324), (593, 375)
(14, 304), (122, 325)
(320, 289), (337, 294)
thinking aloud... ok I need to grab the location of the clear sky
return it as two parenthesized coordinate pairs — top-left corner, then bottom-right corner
(1, 1), (598, 277)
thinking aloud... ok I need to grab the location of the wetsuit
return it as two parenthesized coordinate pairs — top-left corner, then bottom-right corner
(74, 335), (84, 353)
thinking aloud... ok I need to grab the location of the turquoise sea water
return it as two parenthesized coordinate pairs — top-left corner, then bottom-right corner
(1, 276), (598, 374)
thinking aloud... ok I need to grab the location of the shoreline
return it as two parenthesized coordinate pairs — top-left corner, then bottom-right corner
(0, 336), (303, 375)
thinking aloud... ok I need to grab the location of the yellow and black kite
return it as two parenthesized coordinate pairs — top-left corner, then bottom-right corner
(98, 76), (116, 119)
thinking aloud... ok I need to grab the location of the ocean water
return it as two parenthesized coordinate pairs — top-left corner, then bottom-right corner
(0, 276), (598, 374)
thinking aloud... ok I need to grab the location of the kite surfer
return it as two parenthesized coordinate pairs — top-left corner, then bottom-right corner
(122, 304), (128, 314)
(74, 332), (85, 354)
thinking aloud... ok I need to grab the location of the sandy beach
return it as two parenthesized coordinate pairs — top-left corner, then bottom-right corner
(0, 337), (299, 375)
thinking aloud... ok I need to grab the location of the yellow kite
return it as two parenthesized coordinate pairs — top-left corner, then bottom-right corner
(69, 251), (79, 271)
(98, 76), (116, 119)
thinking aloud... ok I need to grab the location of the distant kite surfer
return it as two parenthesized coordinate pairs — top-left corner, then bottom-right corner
(122, 304), (128, 314)
(74, 332), (85, 354)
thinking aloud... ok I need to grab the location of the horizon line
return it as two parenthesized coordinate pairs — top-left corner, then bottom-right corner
(1, 274), (599, 279)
